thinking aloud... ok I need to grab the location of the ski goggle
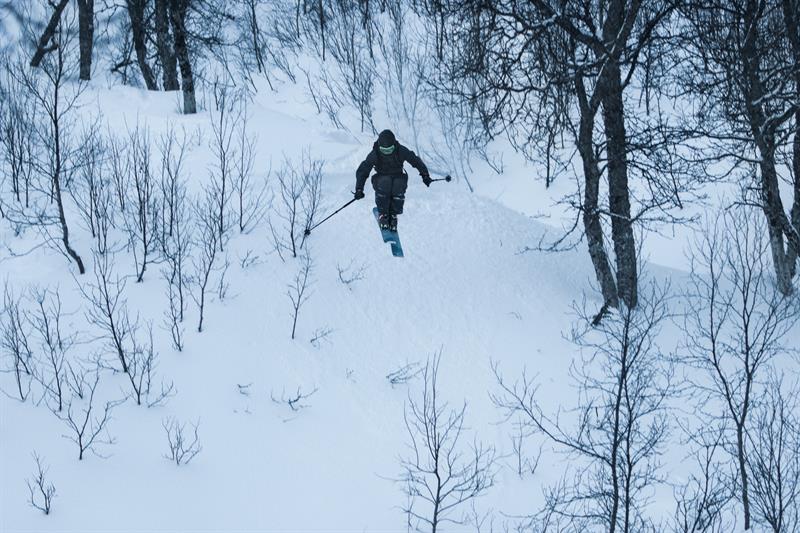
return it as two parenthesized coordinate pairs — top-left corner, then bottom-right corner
(378, 144), (396, 155)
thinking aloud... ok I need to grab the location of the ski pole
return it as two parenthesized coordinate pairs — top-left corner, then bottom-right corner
(304, 197), (358, 236)
(430, 174), (452, 183)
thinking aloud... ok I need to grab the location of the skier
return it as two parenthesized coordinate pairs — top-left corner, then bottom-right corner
(354, 129), (431, 231)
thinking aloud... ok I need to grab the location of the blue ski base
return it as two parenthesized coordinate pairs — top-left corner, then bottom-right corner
(373, 208), (404, 258)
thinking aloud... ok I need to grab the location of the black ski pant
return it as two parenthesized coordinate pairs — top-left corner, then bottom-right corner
(371, 173), (408, 215)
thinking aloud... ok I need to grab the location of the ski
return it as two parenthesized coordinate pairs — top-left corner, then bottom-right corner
(373, 207), (404, 258)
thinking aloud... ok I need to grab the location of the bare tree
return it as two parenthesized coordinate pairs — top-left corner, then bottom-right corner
(1, 284), (34, 401)
(107, 130), (130, 215)
(422, 0), (687, 314)
(400, 353), (496, 533)
(29, 287), (74, 412)
(112, 0), (225, 106)
(13, 15), (87, 273)
(302, 66), (346, 129)
(682, 208), (799, 530)
(78, 252), (170, 404)
(208, 86), (238, 250)
(509, 421), (542, 480)
(299, 155), (323, 248)
(0, 68), (35, 209)
(493, 283), (673, 532)
(70, 126), (102, 236)
(215, 254), (231, 301)
(126, 322), (173, 407)
(784, 0), (800, 282)
(269, 156), (304, 261)
(679, 0), (800, 294)
(745, 377), (800, 533)
(91, 173), (116, 257)
(162, 416), (202, 465)
(65, 359), (89, 400)
(26, 452), (56, 515)
(286, 0), (386, 131)
(122, 124), (161, 282)
(157, 125), (188, 245)
(191, 187), (219, 333)
(287, 251), (313, 340)
(253, 0), (303, 79)
(80, 253), (136, 374)
(671, 430), (735, 533)
(157, 126), (191, 349)
(56, 367), (119, 460)
(104, 5), (137, 84)
(268, 153), (324, 260)
(322, 1), (377, 132)
(70, 126), (112, 254)
(162, 278), (184, 351)
(233, 109), (267, 233)
(235, 0), (272, 86)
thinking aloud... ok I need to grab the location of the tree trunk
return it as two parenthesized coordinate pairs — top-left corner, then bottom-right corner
(790, 127), (800, 278)
(126, 0), (158, 90)
(608, 373), (624, 533)
(77, 0), (95, 80)
(52, 90), (86, 275)
(318, 0), (326, 61)
(155, 0), (179, 90)
(760, 154), (793, 294)
(736, 423), (752, 530)
(169, 0), (197, 114)
(576, 75), (619, 311)
(30, 0), (70, 68)
(602, 62), (638, 309)
(248, 0), (266, 72)
(742, 0), (794, 294)
(782, 0), (800, 278)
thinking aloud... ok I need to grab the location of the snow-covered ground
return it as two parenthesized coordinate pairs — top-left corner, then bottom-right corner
(0, 79), (599, 531)
(1, 61), (798, 533)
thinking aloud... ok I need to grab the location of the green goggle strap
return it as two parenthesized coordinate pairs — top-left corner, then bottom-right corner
(378, 144), (396, 155)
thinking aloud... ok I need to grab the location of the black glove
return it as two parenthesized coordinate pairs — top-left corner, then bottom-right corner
(354, 189), (365, 200)
(422, 175), (432, 187)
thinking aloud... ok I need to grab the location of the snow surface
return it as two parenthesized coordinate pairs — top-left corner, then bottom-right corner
(1, 66), (797, 533)
(0, 79), (597, 531)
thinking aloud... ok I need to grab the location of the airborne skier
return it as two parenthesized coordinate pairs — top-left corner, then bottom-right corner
(354, 129), (431, 232)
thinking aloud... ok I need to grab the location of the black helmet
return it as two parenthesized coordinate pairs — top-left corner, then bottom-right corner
(377, 129), (396, 155)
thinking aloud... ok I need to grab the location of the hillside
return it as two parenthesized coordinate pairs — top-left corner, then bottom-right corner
(0, 81), (622, 531)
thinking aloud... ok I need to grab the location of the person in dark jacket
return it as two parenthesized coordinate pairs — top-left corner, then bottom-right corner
(354, 129), (431, 231)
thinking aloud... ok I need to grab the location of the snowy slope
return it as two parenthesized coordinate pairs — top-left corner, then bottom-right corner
(0, 80), (619, 531)
(4, 63), (799, 531)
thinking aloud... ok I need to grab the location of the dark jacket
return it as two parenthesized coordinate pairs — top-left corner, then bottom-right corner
(355, 142), (429, 191)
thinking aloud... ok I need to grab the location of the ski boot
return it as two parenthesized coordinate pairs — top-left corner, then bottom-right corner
(388, 215), (398, 232)
(379, 213), (392, 230)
